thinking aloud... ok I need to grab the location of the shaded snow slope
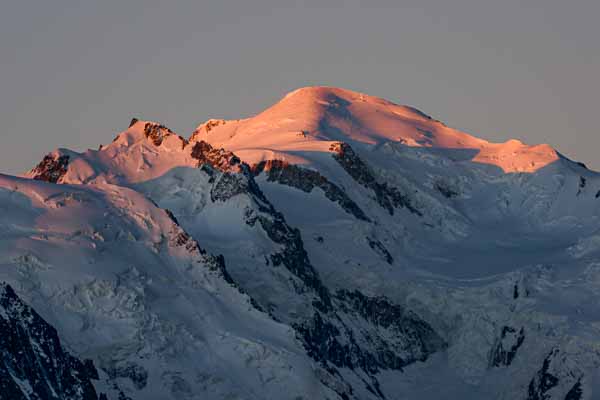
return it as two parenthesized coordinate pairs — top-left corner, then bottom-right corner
(0, 174), (336, 400)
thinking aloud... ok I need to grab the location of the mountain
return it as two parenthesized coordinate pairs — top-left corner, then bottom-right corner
(4, 86), (600, 399)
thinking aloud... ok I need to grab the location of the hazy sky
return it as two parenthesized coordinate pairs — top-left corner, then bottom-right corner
(1, 0), (599, 173)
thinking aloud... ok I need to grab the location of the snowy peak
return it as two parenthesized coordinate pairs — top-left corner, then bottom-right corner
(29, 120), (196, 185)
(191, 86), (559, 173)
(113, 118), (187, 149)
(27, 87), (562, 186)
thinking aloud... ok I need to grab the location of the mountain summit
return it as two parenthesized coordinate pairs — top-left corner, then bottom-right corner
(190, 86), (558, 173)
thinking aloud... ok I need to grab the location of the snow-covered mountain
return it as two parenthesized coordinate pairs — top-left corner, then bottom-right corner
(3, 86), (600, 399)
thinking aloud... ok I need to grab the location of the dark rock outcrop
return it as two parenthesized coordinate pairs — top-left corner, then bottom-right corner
(0, 283), (102, 400)
(210, 173), (251, 203)
(260, 214), (332, 311)
(335, 290), (446, 369)
(489, 326), (525, 367)
(30, 153), (70, 183)
(527, 349), (560, 400)
(366, 237), (394, 265)
(577, 176), (587, 196)
(190, 141), (257, 203)
(252, 160), (370, 221)
(165, 209), (237, 286)
(143, 122), (176, 146)
(190, 141), (241, 173)
(330, 142), (422, 217)
(564, 379), (583, 400)
(526, 349), (585, 400)
(295, 289), (446, 398)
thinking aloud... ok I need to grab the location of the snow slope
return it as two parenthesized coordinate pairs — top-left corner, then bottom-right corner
(190, 86), (558, 173)
(0, 174), (336, 400)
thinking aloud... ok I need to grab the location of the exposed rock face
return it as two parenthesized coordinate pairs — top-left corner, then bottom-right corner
(334, 290), (446, 370)
(527, 349), (560, 400)
(190, 141), (241, 173)
(210, 172), (251, 203)
(366, 237), (393, 265)
(29, 153), (70, 183)
(252, 159), (370, 221)
(564, 379), (583, 400)
(296, 289), (446, 398)
(577, 176), (586, 196)
(191, 141), (261, 203)
(142, 122), (176, 146)
(330, 142), (422, 216)
(239, 166), (333, 311)
(0, 283), (102, 400)
(526, 349), (584, 400)
(165, 208), (237, 286)
(260, 215), (332, 308)
(489, 326), (525, 367)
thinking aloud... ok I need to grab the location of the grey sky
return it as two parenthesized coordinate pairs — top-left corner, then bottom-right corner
(1, 0), (599, 174)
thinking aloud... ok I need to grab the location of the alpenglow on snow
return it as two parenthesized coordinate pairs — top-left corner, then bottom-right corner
(1, 86), (598, 400)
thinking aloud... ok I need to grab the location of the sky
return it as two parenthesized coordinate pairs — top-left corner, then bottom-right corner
(1, 0), (599, 174)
